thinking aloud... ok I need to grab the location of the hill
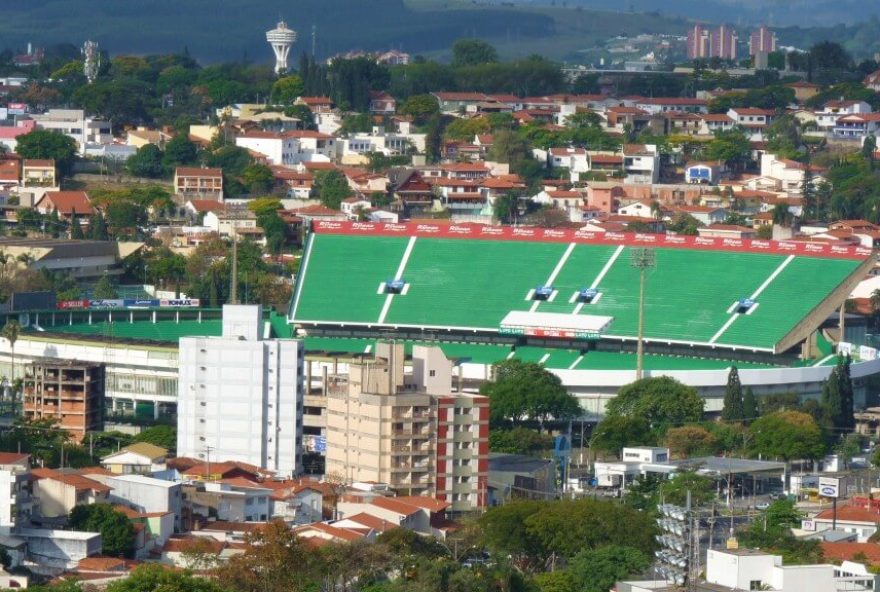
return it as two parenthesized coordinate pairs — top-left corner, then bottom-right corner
(0, 0), (687, 63)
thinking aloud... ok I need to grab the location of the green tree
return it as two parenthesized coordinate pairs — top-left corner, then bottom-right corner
(590, 415), (653, 457)
(481, 359), (581, 429)
(704, 128), (752, 169)
(489, 427), (553, 455)
(663, 425), (717, 458)
(15, 129), (78, 177)
(567, 545), (650, 592)
(126, 144), (165, 178)
(106, 563), (230, 592)
(721, 365), (744, 421)
(2, 320), (19, 402)
(105, 200), (147, 236)
(399, 94), (440, 124)
(749, 411), (826, 462)
(605, 376), (705, 436)
(87, 213), (108, 240)
(492, 191), (519, 224)
(134, 425), (176, 451)
(743, 387), (759, 421)
(218, 520), (322, 592)
(93, 274), (118, 299)
(241, 164), (275, 195)
(162, 135), (198, 170)
(314, 169), (353, 210)
(451, 38), (499, 67)
(69, 503), (135, 557)
(659, 471), (715, 506)
(271, 75), (304, 104)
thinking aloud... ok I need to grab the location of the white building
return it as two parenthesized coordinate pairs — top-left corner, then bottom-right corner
(85, 473), (182, 532)
(177, 305), (304, 478)
(235, 130), (336, 166)
(0, 453), (32, 534)
(623, 144), (660, 184)
(337, 124), (426, 163)
(29, 109), (111, 154)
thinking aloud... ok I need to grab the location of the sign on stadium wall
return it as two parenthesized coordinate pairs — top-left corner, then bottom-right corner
(311, 221), (872, 260)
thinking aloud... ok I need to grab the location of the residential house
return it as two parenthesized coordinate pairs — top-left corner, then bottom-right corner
(235, 130), (336, 166)
(759, 153), (827, 195)
(603, 106), (652, 134)
(865, 70), (880, 93)
(340, 196), (373, 220)
(388, 169), (434, 215)
(184, 199), (225, 222)
(685, 161), (725, 185)
(533, 189), (586, 223)
(480, 176), (526, 206)
(265, 482), (323, 524)
(21, 159), (56, 188)
(369, 91), (397, 115)
(586, 182), (627, 215)
(787, 81), (822, 102)
(0, 452), (33, 536)
(295, 96), (335, 113)
(100, 442), (168, 475)
(634, 97), (708, 115)
(0, 119), (36, 152)
(126, 127), (173, 149)
(662, 112), (703, 135)
(293, 522), (367, 545)
(377, 50), (410, 65)
(34, 190), (93, 220)
(85, 473), (182, 532)
(112, 505), (176, 554)
(671, 205), (728, 225)
(727, 107), (775, 138)
(537, 147), (590, 176)
(204, 207), (258, 237)
(697, 224), (757, 240)
(30, 468), (111, 521)
(336, 496), (436, 535)
(816, 100), (872, 131)
(431, 92), (488, 114)
(0, 159), (19, 191)
(833, 113), (880, 140)
(174, 167), (224, 201)
(29, 109), (111, 153)
(623, 144), (660, 184)
(184, 478), (272, 523)
(271, 166), (314, 199)
(700, 113), (735, 135)
(588, 153), (625, 177)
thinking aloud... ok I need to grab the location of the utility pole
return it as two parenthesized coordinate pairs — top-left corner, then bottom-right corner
(205, 445), (214, 482)
(630, 248), (655, 380)
(311, 25), (317, 57)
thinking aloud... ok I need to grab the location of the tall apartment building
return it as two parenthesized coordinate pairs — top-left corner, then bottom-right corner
(325, 343), (489, 511)
(749, 26), (778, 56)
(686, 24), (711, 59)
(28, 109), (111, 154)
(687, 24), (738, 61)
(712, 24), (738, 61)
(23, 360), (104, 441)
(177, 305), (304, 478)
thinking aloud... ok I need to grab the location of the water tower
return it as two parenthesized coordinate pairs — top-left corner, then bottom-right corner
(82, 40), (100, 84)
(266, 20), (297, 75)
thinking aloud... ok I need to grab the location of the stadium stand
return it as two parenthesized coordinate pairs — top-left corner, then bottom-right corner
(290, 222), (873, 354)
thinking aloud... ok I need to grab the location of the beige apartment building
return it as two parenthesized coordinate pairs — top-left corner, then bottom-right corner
(325, 344), (488, 511)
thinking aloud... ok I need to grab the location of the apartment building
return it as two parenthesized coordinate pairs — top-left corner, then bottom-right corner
(325, 344), (489, 511)
(29, 109), (111, 153)
(23, 360), (104, 441)
(174, 167), (224, 201)
(177, 305), (305, 478)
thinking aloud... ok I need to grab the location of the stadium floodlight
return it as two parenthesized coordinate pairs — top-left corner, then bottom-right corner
(630, 248), (655, 379)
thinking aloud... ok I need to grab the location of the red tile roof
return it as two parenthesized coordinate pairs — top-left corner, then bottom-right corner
(820, 542), (880, 565)
(188, 199), (225, 213)
(816, 506), (880, 524)
(38, 191), (93, 216)
(341, 512), (398, 532)
(295, 522), (364, 542)
(176, 167), (222, 178)
(395, 495), (450, 513)
(0, 452), (28, 464)
(370, 496), (421, 516)
(31, 468), (110, 492)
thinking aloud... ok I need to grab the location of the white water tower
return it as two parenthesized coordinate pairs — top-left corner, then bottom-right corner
(266, 20), (297, 75)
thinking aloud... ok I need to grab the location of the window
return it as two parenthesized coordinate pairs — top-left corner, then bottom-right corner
(429, 370), (436, 377)
(749, 581), (763, 591)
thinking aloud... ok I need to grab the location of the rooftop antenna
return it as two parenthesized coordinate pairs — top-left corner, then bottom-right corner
(630, 248), (655, 380)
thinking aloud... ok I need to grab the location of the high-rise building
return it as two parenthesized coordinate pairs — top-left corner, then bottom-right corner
(177, 305), (304, 478)
(23, 360), (104, 441)
(686, 24), (711, 59)
(712, 24), (738, 61)
(749, 26), (778, 56)
(325, 343), (489, 511)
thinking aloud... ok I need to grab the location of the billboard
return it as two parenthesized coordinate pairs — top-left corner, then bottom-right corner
(123, 299), (160, 308)
(58, 300), (89, 309)
(818, 476), (846, 498)
(89, 299), (125, 309)
(160, 299), (200, 307)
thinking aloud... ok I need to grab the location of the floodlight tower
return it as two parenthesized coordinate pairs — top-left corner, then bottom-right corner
(630, 248), (655, 380)
(266, 20), (297, 75)
(82, 40), (100, 84)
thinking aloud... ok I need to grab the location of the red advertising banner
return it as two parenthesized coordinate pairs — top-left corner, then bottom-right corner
(58, 300), (89, 309)
(311, 221), (873, 260)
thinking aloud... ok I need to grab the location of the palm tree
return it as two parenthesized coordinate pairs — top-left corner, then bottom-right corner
(2, 320), (20, 412)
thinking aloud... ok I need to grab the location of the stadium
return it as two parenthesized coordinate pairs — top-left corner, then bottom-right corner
(287, 220), (880, 415)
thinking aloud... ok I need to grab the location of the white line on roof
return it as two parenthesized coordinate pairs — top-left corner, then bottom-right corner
(568, 355), (583, 370)
(377, 236), (417, 325)
(506, 350), (516, 359)
(813, 354), (835, 367)
(288, 232), (315, 321)
(708, 255), (795, 345)
(531, 242), (576, 313)
(539, 353), (550, 364)
(591, 245), (625, 289)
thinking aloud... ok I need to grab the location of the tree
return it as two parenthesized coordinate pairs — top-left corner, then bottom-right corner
(451, 38), (499, 67)
(69, 503), (135, 557)
(749, 411), (826, 462)
(838, 355), (855, 430)
(314, 169), (353, 210)
(93, 274), (118, 299)
(743, 387), (759, 421)
(704, 128), (752, 170)
(664, 425), (717, 458)
(241, 164), (275, 195)
(126, 144), (165, 178)
(218, 520), (321, 592)
(659, 471), (716, 506)
(105, 564), (229, 592)
(105, 200), (147, 236)
(605, 376), (705, 436)
(2, 320), (19, 405)
(134, 425), (176, 451)
(271, 75), (304, 104)
(721, 365), (744, 421)
(590, 415), (653, 457)
(399, 94), (440, 124)
(161, 135), (198, 171)
(15, 129), (78, 177)
(481, 359), (581, 429)
(489, 427), (553, 455)
(89, 211), (109, 240)
(567, 545), (650, 592)
(492, 191), (519, 224)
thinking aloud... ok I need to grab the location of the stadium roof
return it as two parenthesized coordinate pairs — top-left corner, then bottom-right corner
(289, 222), (873, 354)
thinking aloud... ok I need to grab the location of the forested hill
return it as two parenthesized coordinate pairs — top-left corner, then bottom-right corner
(0, 0), (556, 62)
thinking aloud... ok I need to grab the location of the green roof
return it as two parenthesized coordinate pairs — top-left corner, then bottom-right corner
(290, 232), (865, 351)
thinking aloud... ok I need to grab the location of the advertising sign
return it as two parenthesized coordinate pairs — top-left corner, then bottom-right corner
(88, 299), (125, 309)
(819, 476), (845, 498)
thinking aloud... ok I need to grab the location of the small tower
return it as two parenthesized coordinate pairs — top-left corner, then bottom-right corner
(266, 20), (297, 75)
(82, 40), (100, 84)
